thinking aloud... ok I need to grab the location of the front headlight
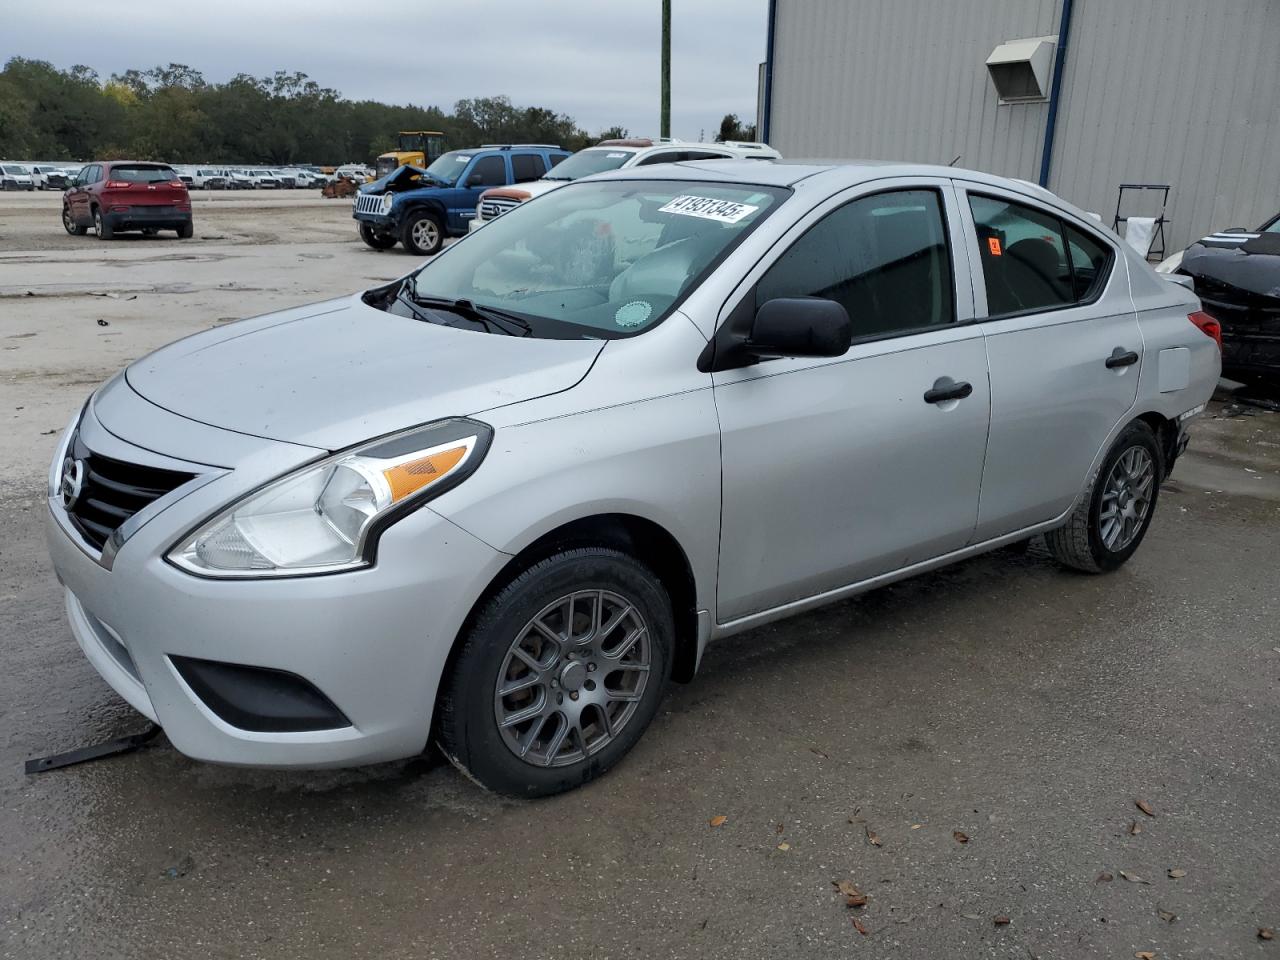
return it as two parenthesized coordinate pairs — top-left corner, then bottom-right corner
(380, 193), (393, 214)
(169, 418), (491, 578)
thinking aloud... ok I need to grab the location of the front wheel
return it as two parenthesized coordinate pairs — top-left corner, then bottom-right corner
(437, 548), (673, 797)
(359, 221), (397, 250)
(1046, 420), (1162, 573)
(62, 204), (86, 236)
(400, 210), (444, 256)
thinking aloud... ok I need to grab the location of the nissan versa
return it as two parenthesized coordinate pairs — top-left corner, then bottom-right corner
(46, 161), (1220, 796)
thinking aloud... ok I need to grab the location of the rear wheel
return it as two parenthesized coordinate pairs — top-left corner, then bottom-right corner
(176, 222), (193, 239)
(401, 210), (444, 256)
(1046, 420), (1162, 573)
(359, 221), (398, 250)
(93, 207), (113, 240)
(62, 204), (86, 236)
(437, 548), (673, 797)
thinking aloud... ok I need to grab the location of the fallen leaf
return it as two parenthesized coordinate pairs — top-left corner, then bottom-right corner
(809, 746), (829, 759)
(1259, 927), (1274, 940)
(910, 823), (923, 830)
(993, 915), (1011, 926)
(1128, 820), (1142, 836)
(776, 823), (784, 835)
(953, 831), (970, 844)
(851, 917), (869, 935)
(1158, 908), (1178, 924)
(1135, 799), (1156, 818)
(1135, 952), (1156, 959)
(1167, 868), (1186, 879)
(1119, 871), (1151, 884)
(776, 842), (790, 851)
(865, 827), (882, 847)
(709, 816), (727, 828)
(1096, 871), (1114, 883)
(832, 880), (869, 907)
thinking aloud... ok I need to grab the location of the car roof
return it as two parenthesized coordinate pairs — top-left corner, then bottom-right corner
(598, 157), (1065, 200)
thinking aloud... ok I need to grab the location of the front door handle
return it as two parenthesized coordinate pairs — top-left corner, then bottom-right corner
(923, 377), (974, 405)
(1105, 347), (1140, 369)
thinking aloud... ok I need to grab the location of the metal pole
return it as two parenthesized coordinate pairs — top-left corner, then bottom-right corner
(660, 0), (671, 138)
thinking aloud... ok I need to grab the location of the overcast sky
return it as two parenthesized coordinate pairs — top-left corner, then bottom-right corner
(2, 0), (768, 140)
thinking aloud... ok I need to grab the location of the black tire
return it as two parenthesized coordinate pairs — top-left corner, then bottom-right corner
(437, 548), (674, 797)
(62, 204), (86, 236)
(359, 221), (398, 250)
(176, 222), (193, 239)
(400, 209), (444, 256)
(93, 207), (113, 240)
(1046, 420), (1162, 573)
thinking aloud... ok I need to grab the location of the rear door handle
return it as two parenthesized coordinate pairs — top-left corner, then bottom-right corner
(1105, 347), (1140, 369)
(923, 378), (973, 405)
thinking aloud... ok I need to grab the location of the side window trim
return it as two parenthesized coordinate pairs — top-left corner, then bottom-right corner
(954, 181), (1117, 321)
(711, 178), (975, 356)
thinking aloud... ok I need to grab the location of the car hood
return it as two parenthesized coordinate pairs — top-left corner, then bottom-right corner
(125, 294), (604, 450)
(360, 164), (437, 195)
(1180, 232), (1280, 299)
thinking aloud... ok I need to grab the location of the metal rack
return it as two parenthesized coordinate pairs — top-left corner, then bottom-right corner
(1112, 183), (1171, 261)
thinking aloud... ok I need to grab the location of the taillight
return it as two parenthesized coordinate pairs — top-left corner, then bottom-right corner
(169, 180), (185, 189)
(105, 180), (131, 189)
(1189, 310), (1222, 350)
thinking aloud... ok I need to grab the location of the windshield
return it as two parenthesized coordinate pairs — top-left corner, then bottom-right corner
(423, 150), (474, 185)
(544, 148), (637, 181)
(393, 179), (787, 340)
(2, 165), (30, 175)
(108, 165), (176, 182)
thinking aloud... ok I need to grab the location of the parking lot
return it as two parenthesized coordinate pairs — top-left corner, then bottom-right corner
(2, 190), (1279, 959)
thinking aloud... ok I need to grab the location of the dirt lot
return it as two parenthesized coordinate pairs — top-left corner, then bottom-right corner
(2, 191), (1279, 959)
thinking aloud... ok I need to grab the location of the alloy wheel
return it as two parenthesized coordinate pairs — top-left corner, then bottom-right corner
(411, 218), (439, 251)
(494, 590), (651, 768)
(1099, 446), (1154, 551)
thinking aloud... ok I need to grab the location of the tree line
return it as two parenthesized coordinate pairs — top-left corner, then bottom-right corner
(0, 58), (634, 164)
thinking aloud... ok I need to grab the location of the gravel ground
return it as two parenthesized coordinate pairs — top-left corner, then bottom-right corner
(2, 191), (1279, 959)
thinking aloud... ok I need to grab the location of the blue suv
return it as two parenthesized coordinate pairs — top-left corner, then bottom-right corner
(353, 144), (570, 255)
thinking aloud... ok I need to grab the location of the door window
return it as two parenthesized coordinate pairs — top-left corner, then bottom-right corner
(511, 153), (546, 183)
(635, 151), (683, 166)
(968, 194), (1111, 316)
(467, 156), (507, 187)
(755, 189), (955, 338)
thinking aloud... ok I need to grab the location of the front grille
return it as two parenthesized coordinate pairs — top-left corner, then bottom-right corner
(64, 432), (194, 551)
(479, 196), (522, 221)
(354, 193), (386, 215)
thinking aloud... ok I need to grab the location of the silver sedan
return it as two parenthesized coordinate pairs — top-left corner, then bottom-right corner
(45, 160), (1219, 795)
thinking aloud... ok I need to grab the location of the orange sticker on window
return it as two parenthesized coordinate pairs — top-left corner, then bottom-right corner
(987, 237), (1002, 256)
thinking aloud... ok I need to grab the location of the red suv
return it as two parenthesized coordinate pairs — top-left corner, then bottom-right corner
(62, 161), (193, 240)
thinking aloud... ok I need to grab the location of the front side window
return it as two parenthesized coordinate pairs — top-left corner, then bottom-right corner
(636, 151), (683, 167)
(467, 156), (507, 187)
(968, 194), (1111, 316)
(511, 154), (546, 183)
(755, 189), (955, 338)
(396, 179), (787, 340)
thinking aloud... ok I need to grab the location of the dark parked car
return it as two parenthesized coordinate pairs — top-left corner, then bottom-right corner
(1177, 211), (1280, 377)
(62, 161), (193, 240)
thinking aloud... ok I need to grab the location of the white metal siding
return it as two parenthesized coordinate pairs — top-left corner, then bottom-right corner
(770, 0), (1280, 250)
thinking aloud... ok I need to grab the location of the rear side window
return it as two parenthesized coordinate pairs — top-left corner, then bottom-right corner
(969, 194), (1111, 316)
(511, 154), (546, 183)
(755, 189), (955, 338)
(636, 151), (683, 166)
(108, 165), (177, 183)
(468, 155), (507, 187)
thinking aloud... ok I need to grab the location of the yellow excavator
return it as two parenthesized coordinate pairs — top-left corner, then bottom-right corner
(375, 131), (448, 179)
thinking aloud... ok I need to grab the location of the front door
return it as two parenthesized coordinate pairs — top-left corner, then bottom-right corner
(713, 182), (991, 623)
(451, 155), (508, 232)
(954, 184), (1143, 540)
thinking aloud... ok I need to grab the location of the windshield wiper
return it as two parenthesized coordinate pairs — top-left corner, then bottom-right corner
(402, 279), (532, 337)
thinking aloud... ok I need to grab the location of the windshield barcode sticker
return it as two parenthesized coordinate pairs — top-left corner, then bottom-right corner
(658, 196), (759, 223)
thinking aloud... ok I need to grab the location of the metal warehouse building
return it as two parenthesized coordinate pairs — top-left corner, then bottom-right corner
(760, 0), (1280, 252)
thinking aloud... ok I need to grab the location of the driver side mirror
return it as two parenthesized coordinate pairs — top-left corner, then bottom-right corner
(466, 174), (486, 188)
(698, 297), (853, 372)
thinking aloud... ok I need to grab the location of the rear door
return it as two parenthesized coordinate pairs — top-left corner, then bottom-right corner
(70, 165), (98, 221)
(713, 179), (991, 622)
(954, 182), (1141, 540)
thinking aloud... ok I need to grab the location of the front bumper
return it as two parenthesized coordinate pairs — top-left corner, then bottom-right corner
(45, 389), (508, 768)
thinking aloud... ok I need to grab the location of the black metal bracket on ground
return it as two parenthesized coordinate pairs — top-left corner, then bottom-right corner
(24, 723), (162, 775)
